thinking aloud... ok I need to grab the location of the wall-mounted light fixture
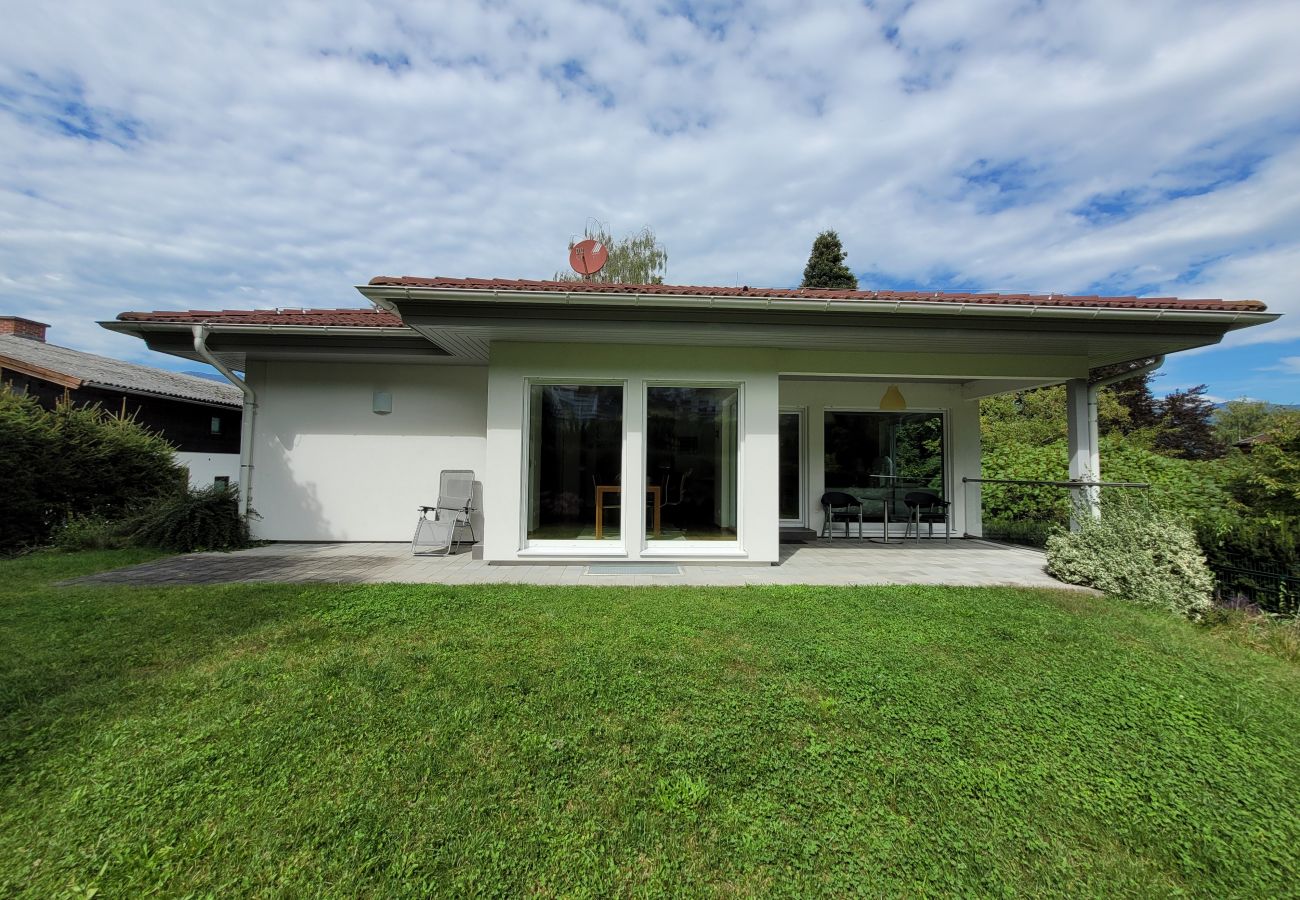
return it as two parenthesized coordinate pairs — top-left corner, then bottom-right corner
(880, 385), (907, 411)
(372, 390), (393, 415)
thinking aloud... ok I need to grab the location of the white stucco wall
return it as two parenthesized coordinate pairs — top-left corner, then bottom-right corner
(175, 451), (240, 489)
(244, 360), (487, 541)
(485, 343), (781, 563)
(777, 379), (982, 538)
(238, 344), (1067, 547)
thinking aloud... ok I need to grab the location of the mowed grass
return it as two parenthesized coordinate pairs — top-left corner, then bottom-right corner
(2, 552), (1299, 897)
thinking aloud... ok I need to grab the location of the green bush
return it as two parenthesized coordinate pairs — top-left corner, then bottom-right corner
(1046, 495), (1214, 619)
(1102, 440), (1233, 519)
(980, 441), (1071, 525)
(981, 437), (1233, 527)
(53, 514), (133, 552)
(132, 483), (252, 552)
(982, 518), (1057, 548)
(0, 388), (186, 550)
(1222, 412), (1300, 518)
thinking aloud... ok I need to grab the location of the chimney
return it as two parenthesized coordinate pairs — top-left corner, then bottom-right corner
(0, 316), (50, 342)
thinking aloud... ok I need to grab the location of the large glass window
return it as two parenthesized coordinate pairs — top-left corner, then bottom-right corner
(824, 411), (945, 518)
(647, 386), (739, 542)
(527, 384), (623, 541)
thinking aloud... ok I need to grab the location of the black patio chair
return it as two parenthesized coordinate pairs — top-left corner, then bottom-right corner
(902, 489), (951, 543)
(820, 491), (863, 541)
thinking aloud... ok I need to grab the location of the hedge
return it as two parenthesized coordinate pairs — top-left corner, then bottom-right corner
(0, 388), (186, 550)
(981, 437), (1232, 525)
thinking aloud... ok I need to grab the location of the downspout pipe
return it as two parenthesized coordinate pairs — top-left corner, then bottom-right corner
(1080, 355), (1164, 519)
(192, 326), (256, 519)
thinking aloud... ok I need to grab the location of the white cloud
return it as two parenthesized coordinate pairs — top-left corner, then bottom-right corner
(1267, 357), (1300, 375)
(0, 0), (1298, 369)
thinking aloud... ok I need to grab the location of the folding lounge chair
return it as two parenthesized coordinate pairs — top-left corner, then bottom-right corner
(412, 469), (477, 555)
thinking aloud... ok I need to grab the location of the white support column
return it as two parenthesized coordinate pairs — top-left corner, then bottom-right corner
(951, 397), (982, 537)
(1065, 378), (1099, 527)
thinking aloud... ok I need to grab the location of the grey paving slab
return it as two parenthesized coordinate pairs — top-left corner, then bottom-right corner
(64, 538), (1083, 591)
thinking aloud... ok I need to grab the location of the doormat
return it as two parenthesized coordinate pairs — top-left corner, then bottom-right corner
(585, 563), (682, 575)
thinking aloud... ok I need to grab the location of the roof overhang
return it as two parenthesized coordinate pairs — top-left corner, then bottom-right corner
(0, 353), (82, 389)
(99, 320), (455, 371)
(356, 282), (1279, 370)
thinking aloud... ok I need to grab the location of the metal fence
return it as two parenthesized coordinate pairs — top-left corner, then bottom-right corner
(1204, 554), (1300, 617)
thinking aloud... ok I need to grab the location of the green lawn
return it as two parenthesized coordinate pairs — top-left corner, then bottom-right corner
(2, 552), (1298, 897)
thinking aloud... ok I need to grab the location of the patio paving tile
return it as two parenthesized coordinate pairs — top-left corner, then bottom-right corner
(63, 539), (1083, 591)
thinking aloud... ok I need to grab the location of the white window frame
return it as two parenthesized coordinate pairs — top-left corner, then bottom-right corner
(518, 378), (630, 557)
(641, 380), (746, 558)
(778, 407), (808, 528)
(820, 406), (952, 538)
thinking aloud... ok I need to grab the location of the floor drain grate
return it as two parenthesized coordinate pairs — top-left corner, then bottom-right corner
(585, 563), (682, 576)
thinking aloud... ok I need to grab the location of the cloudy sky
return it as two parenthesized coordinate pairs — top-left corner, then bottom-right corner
(2, 0), (1298, 401)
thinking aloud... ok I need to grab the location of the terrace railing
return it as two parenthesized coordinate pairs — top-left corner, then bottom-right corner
(960, 477), (1150, 547)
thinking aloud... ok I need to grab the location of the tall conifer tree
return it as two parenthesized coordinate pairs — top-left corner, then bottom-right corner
(800, 230), (858, 290)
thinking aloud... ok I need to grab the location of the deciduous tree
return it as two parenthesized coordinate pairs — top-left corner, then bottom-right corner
(1154, 385), (1222, 460)
(1226, 412), (1300, 518)
(1214, 398), (1283, 446)
(555, 224), (667, 285)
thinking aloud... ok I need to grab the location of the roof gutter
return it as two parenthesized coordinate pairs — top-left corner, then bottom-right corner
(102, 321), (415, 338)
(192, 325), (256, 520)
(356, 285), (1279, 327)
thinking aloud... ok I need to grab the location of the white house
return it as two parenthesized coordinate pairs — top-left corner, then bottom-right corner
(103, 277), (1277, 564)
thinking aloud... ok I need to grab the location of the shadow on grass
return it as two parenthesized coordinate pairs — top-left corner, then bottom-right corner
(0, 552), (327, 778)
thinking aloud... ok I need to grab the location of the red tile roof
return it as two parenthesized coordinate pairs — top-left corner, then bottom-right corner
(116, 308), (405, 327)
(114, 278), (1269, 326)
(369, 276), (1268, 312)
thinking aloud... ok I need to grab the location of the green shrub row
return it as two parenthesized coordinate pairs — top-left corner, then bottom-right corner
(981, 438), (1232, 526)
(0, 388), (186, 550)
(981, 518), (1056, 548)
(54, 484), (252, 554)
(2, 388), (253, 554)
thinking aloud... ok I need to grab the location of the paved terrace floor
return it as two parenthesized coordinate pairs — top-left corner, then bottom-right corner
(70, 539), (1077, 590)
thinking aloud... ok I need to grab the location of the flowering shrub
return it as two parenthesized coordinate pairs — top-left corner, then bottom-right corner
(1046, 494), (1214, 619)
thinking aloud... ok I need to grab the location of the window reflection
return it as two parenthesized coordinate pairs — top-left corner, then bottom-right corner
(823, 412), (945, 520)
(527, 384), (623, 541)
(647, 386), (739, 541)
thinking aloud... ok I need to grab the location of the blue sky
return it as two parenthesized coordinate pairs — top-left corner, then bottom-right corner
(1, 0), (1298, 403)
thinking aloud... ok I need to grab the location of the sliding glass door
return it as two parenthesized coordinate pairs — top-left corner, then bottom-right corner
(646, 386), (739, 542)
(526, 383), (624, 542)
(824, 410), (945, 521)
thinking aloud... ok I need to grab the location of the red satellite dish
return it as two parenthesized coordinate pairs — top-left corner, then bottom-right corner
(569, 238), (609, 276)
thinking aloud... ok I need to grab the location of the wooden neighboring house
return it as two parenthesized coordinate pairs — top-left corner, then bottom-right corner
(1233, 433), (1271, 453)
(0, 316), (242, 487)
